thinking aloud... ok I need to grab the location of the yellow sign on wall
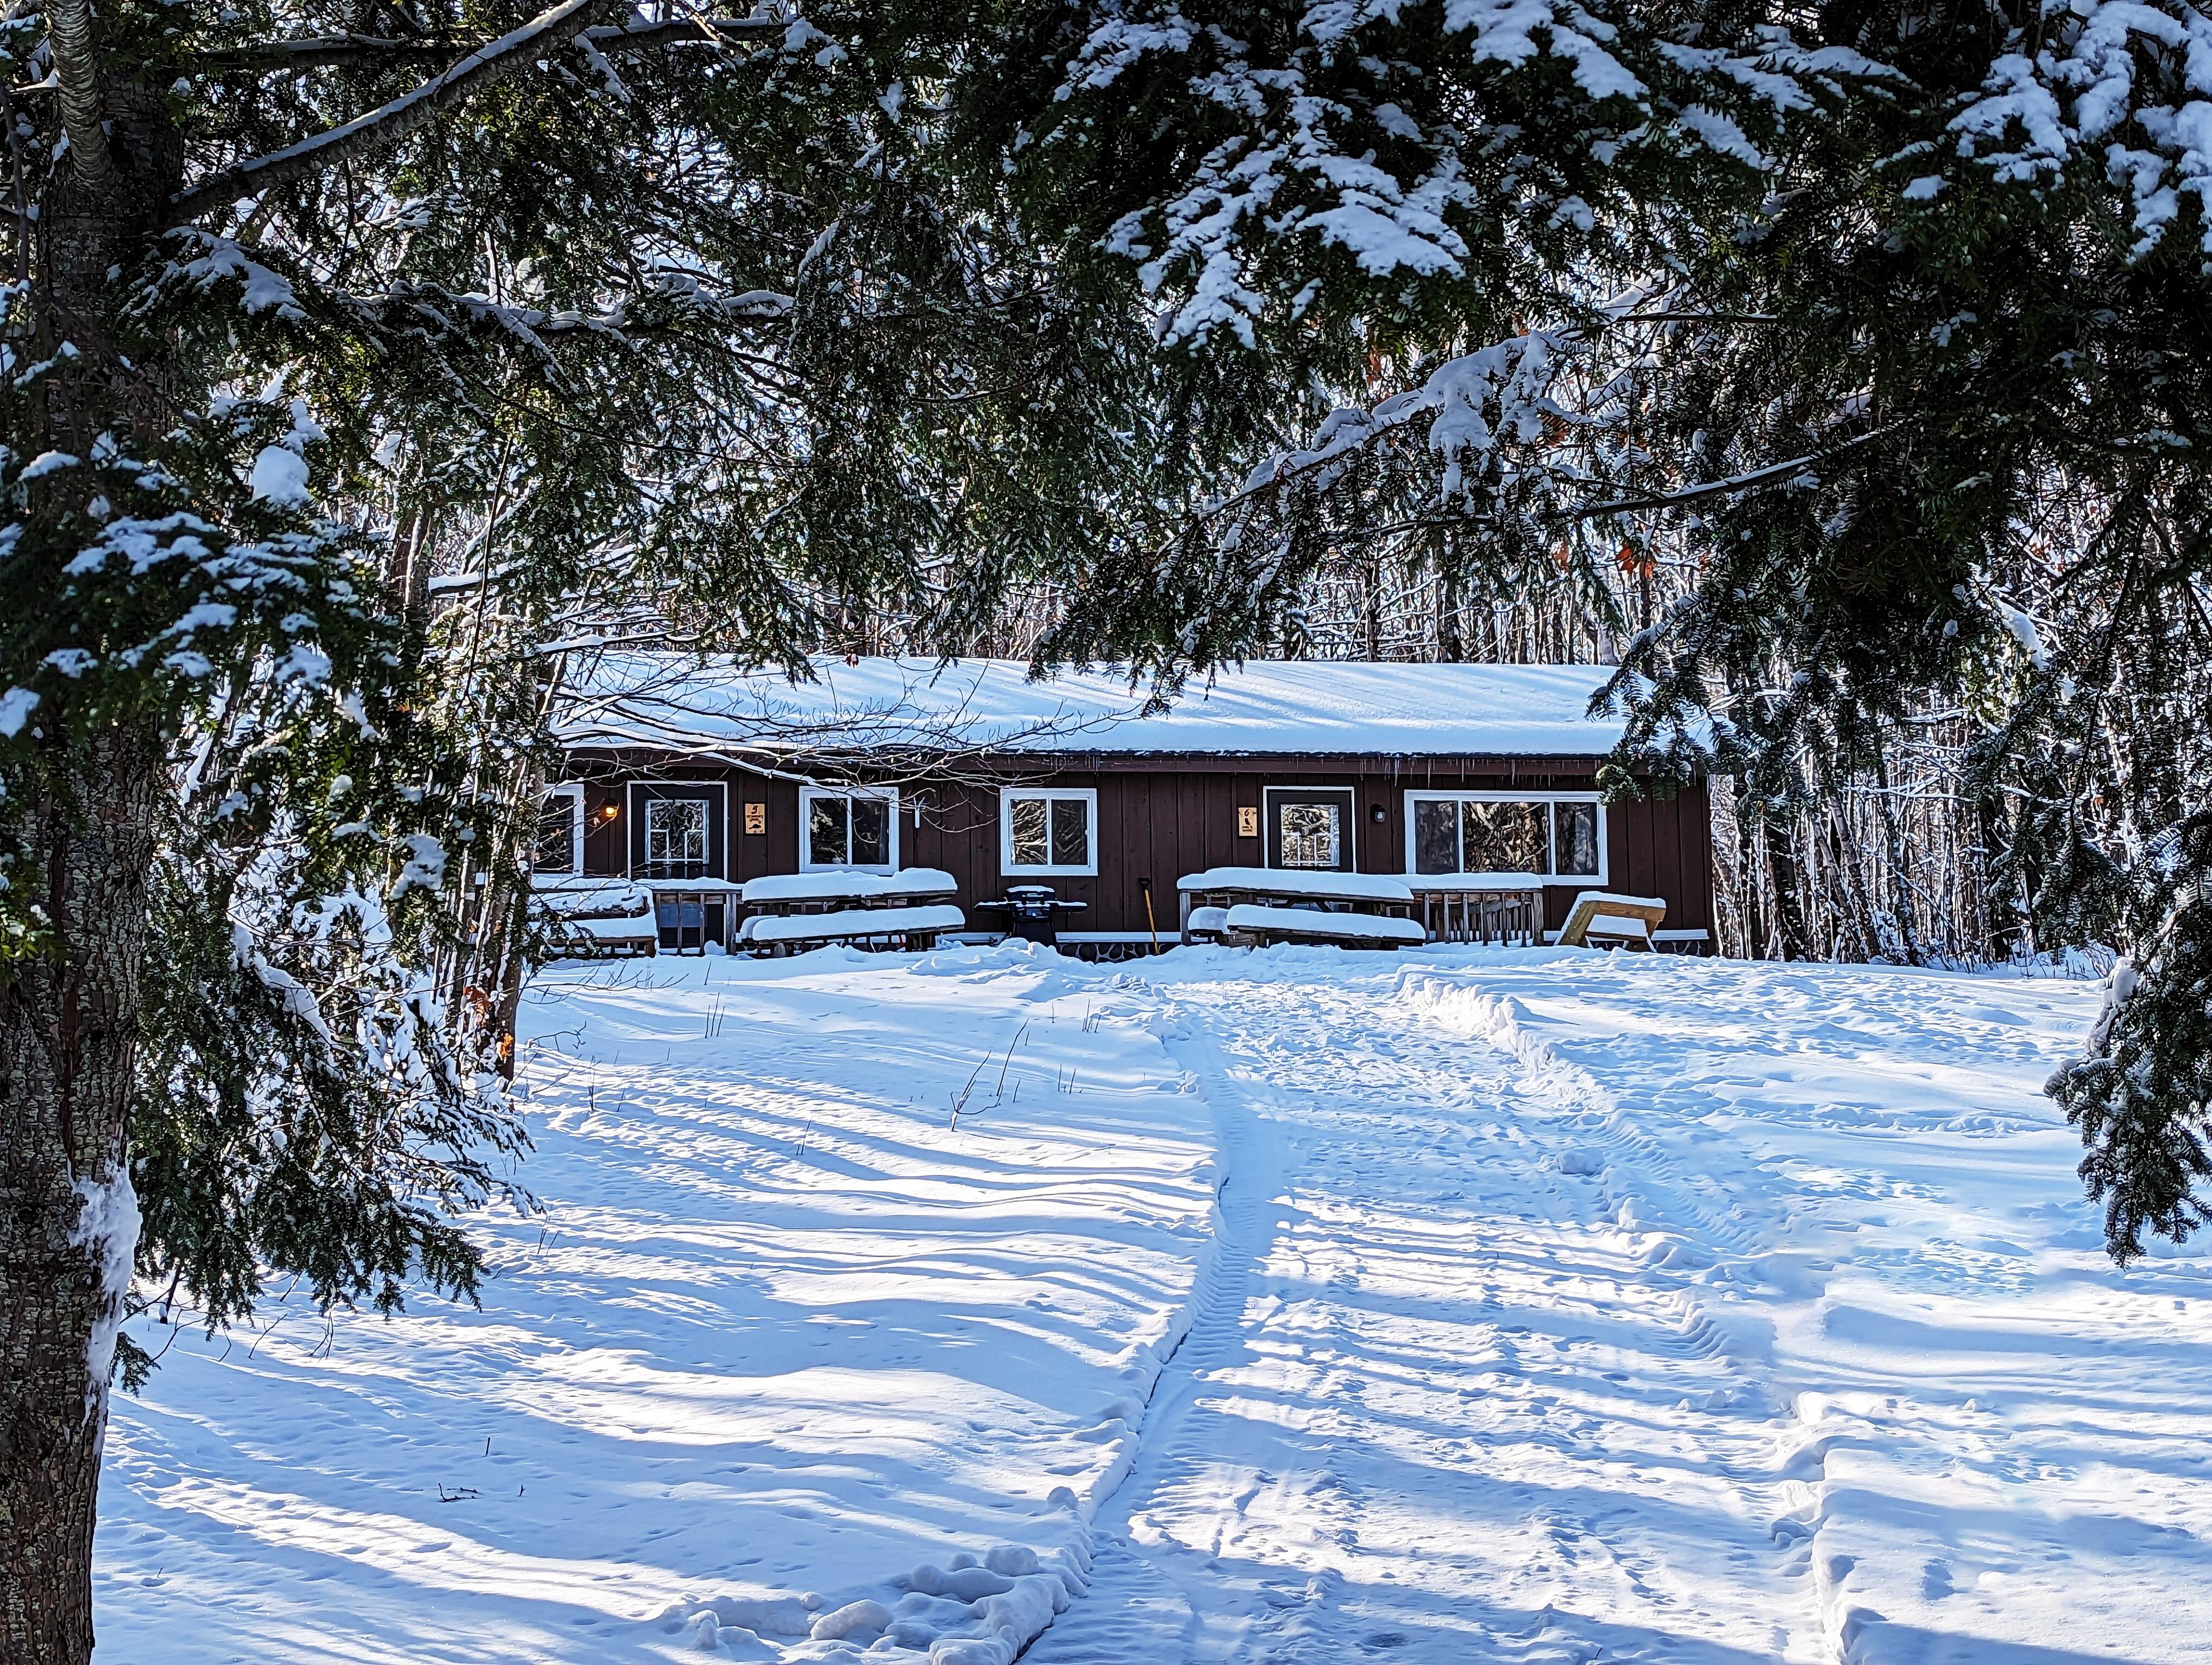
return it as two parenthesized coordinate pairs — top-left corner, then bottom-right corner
(1237, 806), (1260, 839)
(744, 802), (767, 835)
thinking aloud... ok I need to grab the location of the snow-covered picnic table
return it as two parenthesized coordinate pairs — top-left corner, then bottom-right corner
(738, 903), (967, 954)
(737, 868), (965, 954)
(528, 876), (658, 957)
(738, 867), (959, 909)
(1176, 866), (1422, 950)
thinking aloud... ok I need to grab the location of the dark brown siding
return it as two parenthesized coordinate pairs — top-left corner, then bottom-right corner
(561, 750), (1717, 949)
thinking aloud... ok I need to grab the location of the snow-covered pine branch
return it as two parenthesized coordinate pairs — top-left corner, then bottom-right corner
(169, 2), (785, 224)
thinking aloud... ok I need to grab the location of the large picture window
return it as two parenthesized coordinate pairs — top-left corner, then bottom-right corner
(801, 787), (897, 872)
(536, 785), (583, 874)
(1406, 792), (1604, 882)
(1264, 787), (1357, 873)
(1002, 787), (1097, 876)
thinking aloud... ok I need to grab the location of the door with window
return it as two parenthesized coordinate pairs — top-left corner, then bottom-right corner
(801, 787), (897, 872)
(625, 783), (728, 948)
(1264, 787), (1357, 872)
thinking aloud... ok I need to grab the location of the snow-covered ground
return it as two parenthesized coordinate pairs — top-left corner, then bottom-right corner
(99, 946), (2210, 1663)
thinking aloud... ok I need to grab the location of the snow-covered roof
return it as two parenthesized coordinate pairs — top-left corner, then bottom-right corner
(557, 654), (1625, 759)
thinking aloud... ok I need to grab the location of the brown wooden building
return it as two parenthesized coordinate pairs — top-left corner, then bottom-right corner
(546, 657), (1714, 952)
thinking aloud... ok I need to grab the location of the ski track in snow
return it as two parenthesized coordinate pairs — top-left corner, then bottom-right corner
(1035, 952), (2210, 1664)
(94, 945), (2210, 1664)
(1035, 967), (1815, 1665)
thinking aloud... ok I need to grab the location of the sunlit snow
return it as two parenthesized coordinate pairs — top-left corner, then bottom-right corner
(97, 945), (2209, 1662)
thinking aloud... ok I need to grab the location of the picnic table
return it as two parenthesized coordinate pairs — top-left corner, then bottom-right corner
(737, 867), (964, 955)
(739, 903), (965, 954)
(530, 876), (659, 958)
(1406, 871), (1547, 946)
(1177, 867), (1423, 950)
(1556, 890), (1666, 950)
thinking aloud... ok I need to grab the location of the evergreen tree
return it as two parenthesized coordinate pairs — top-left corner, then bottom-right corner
(0, 3), (1178, 1656)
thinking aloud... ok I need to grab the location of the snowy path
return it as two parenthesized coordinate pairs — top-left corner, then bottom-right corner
(95, 947), (2209, 1664)
(1033, 969), (1816, 1664)
(1032, 954), (2210, 1664)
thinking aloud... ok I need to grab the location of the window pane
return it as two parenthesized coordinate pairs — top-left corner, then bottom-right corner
(1412, 801), (1459, 874)
(1278, 802), (1340, 869)
(1461, 801), (1547, 874)
(1555, 802), (1600, 877)
(1009, 798), (1050, 867)
(536, 794), (576, 871)
(850, 797), (889, 866)
(1050, 798), (1089, 868)
(808, 797), (847, 866)
(647, 799), (707, 875)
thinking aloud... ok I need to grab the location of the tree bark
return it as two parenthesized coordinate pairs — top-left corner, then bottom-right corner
(1, 728), (161, 1665)
(2, 17), (180, 1647)
(1763, 810), (1815, 962)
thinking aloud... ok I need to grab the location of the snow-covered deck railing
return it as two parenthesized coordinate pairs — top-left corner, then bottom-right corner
(1406, 872), (1548, 946)
(739, 903), (965, 955)
(1221, 905), (1427, 948)
(740, 867), (958, 908)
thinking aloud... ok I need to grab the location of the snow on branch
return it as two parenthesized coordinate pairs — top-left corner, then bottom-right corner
(1952, 0), (2212, 257)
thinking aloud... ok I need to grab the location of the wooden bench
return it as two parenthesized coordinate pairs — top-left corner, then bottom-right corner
(1557, 891), (1666, 950)
(1177, 866), (1421, 951)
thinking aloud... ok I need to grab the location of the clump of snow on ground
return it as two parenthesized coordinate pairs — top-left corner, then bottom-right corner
(96, 943), (2209, 1663)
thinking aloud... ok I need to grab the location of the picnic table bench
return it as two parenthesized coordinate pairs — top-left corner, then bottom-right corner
(737, 867), (965, 955)
(1178, 867), (1423, 950)
(1556, 890), (1666, 950)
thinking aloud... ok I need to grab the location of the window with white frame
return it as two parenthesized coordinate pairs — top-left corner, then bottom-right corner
(1001, 787), (1097, 876)
(1404, 791), (1604, 881)
(801, 787), (897, 872)
(643, 797), (710, 877)
(536, 784), (583, 873)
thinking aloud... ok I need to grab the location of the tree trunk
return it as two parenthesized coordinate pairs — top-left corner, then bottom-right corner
(1, 39), (180, 1659)
(0, 728), (161, 1665)
(1764, 811), (1815, 962)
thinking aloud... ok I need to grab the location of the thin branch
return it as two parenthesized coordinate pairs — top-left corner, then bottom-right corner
(188, 14), (779, 75)
(1574, 428), (1897, 519)
(171, 2), (780, 223)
